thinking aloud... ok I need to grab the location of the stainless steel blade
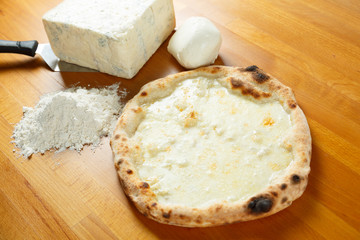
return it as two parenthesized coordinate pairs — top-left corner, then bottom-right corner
(36, 43), (97, 72)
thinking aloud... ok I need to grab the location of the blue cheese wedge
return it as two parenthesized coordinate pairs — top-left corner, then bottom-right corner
(111, 66), (312, 227)
(42, 0), (175, 79)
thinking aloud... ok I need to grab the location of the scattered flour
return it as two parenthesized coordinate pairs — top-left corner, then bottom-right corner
(12, 84), (127, 158)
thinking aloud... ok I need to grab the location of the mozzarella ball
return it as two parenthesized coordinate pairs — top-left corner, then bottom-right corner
(167, 17), (222, 69)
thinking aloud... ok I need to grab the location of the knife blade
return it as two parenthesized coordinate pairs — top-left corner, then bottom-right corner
(0, 40), (97, 72)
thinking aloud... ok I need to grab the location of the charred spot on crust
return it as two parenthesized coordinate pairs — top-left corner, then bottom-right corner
(230, 77), (272, 99)
(248, 197), (273, 214)
(280, 183), (287, 190)
(288, 100), (297, 109)
(252, 71), (270, 84)
(244, 65), (259, 72)
(243, 65), (270, 83)
(151, 202), (157, 207)
(115, 158), (124, 171)
(126, 169), (133, 174)
(140, 91), (147, 96)
(162, 212), (171, 219)
(292, 174), (301, 184)
(281, 197), (288, 204)
(140, 182), (149, 188)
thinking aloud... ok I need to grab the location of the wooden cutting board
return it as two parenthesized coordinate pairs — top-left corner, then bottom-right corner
(1, 0), (359, 239)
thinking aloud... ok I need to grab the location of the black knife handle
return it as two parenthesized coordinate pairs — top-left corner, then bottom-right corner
(0, 40), (39, 57)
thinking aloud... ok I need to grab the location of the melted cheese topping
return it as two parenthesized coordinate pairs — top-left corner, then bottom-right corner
(133, 77), (293, 207)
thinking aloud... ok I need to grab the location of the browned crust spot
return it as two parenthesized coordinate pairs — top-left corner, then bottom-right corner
(140, 182), (150, 189)
(244, 65), (259, 72)
(247, 196), (273, 214)
(288, 100), (297, 109)
(151, 202), (157, 207)
(242, 65), (270, 83)
(163, 211), (171, 219)
(114, 134), (120, 140)
(210, 66), (222, 74)
(291, 174), (301, 184)
(281, 197), (288, 204)
(114, 163), (120, 171)
(195, 215), (203, 224)
(126, 169), (133, 174)
(157, 81), (166, 89)
(121, 146), (129, 154)
(280, 183), (287, 190)
(140, 91), (147, 96)
(268, 81), (282, 91)
(230, 77), (272, 99)
(252, 71), (270, 84)
(230, 77), (244, 88)
(271, 191), (278, 197)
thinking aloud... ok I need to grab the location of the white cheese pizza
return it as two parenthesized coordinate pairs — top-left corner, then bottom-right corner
(111, 66), (311, 227)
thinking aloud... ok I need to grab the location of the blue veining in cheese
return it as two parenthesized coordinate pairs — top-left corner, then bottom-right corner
(42, 0), (175, 78)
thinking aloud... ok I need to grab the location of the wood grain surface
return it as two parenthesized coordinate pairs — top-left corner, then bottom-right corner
(1, 0), (360, 239)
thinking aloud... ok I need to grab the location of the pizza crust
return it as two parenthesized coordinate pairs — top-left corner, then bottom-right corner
(111, 66), (311, 227)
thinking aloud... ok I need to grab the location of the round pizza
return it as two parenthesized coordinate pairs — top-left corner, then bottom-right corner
(110, 65), (311, 227)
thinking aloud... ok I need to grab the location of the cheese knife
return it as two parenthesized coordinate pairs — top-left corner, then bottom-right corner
(0, 40), (96, 72)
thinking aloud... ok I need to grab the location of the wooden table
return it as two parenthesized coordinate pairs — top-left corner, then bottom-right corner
(1, 0), (359, 239)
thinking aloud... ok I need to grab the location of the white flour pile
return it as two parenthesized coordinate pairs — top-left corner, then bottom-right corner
(12, 84), (126, 158)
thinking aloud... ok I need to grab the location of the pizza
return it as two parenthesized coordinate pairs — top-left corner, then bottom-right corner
(110, 65), (311, 227)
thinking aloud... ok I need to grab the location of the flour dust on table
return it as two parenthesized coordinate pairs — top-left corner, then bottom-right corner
(12, 84), (127, 158)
